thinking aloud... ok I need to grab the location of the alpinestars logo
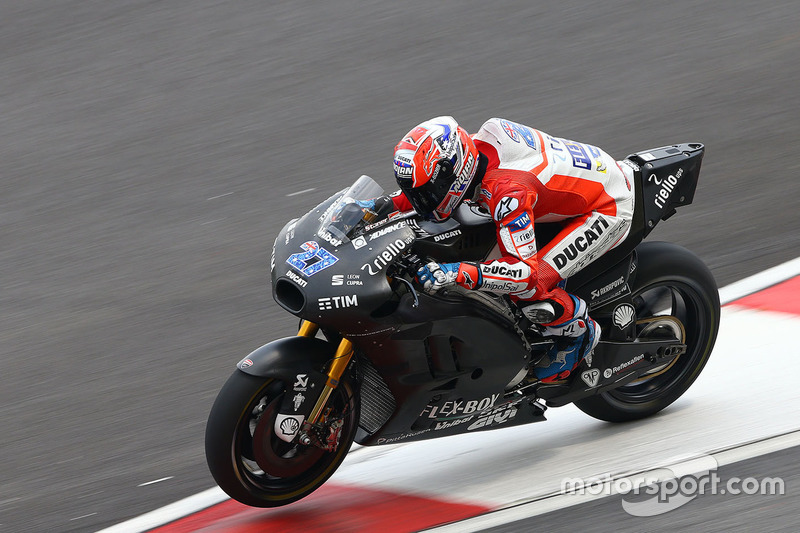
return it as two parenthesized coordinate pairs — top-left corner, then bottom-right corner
(494, 197), (519, 221)
(461, 270), (476, 288)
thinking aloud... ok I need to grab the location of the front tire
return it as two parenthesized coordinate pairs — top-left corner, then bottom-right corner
(575, 242), (720, 422)
(205, 370), (359, 507)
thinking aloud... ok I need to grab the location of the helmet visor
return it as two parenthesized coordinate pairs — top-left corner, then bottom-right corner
(398, 160), (455, 220)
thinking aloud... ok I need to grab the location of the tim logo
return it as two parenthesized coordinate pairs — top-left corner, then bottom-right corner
(318, 295), (358, 310)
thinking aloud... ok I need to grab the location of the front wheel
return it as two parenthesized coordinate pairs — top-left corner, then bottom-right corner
(205, 370), (359, 507)
(575, 241), (720, 422)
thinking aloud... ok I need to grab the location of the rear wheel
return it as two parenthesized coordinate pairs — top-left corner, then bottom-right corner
(205, 370), (359, 507)
(575, 242), (720, 422)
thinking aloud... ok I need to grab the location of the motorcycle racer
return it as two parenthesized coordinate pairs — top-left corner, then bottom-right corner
(383, 116), (635, 382)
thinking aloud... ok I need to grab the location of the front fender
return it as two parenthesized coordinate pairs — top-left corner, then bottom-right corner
(236, 336), (337, 382)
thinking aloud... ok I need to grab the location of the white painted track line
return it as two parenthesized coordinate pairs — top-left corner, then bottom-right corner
(718, 256), (800, 304)
(96, 488), (227, 533)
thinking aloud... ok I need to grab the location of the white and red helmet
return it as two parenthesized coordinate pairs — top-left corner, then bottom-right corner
(393, 116), (480, 221)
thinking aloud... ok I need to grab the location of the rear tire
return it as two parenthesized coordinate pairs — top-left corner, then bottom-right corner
(205, 370), (359, 507)
(574, 242), (720, 422)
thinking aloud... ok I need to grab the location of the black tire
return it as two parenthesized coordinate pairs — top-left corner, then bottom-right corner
(574, 241), (720, 422)
(205, 369), (359, 507)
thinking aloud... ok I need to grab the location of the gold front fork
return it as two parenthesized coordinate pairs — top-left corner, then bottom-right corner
(297, 320), (319, 338)
(297, 320), (354, 424)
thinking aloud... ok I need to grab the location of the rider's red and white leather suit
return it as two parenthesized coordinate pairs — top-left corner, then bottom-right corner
(392, 118), (635, 324)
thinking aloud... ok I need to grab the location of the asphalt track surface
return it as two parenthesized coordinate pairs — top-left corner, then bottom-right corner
(1, 1), (799, 531)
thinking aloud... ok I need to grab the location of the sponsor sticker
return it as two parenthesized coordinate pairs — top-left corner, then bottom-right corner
(317, 230), (343, 247)
(613, 304), (636, 329)
(368, 221), (406, 241)
(292, 393), (305, 411)
(286, 270), (308, 287)
(293, 374), (309, 392)
(420, 394), (500, 420)
(275, 414), (305, 442)
(603, 353), (646, 379)
(433, 229), (462, 242)
(467, 404), (518, 431)
(361, 238), (408, 276)
(286, 241), (339, 277)
(508, 212), (531, 231)
(494, 197), (519, 221)
(650, 168), (684, 209)
(581, 368), (601, 387)
(318, 295), (358, 311)
(591, 276), (626, 301)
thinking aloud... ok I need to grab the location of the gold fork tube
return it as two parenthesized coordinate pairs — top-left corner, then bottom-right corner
(297, 320), (319, 338)
(307, 338), (354, 423)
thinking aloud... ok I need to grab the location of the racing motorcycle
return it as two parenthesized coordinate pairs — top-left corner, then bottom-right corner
(205, 143), (720, 507)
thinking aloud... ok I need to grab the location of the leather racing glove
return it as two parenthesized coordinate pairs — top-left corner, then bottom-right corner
(416, 261), (482, 292)
(355, 196), (395, 221)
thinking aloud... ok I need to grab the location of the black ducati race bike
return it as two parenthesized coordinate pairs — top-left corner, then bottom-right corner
(205, 143), (719, 507)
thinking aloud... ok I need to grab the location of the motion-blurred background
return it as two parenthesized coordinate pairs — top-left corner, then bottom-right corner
(1, 1), (798, 531)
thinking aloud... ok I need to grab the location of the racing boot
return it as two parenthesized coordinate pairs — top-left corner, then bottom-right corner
(520, 300), (557, 324)
(534, 296), (600, 382)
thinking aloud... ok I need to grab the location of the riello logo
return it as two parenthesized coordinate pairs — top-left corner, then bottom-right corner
(318, 295), (358, 311)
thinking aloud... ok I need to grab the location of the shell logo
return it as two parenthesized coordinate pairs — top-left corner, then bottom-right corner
(613, 304), (635, 329)
(279, 417), (300, 436)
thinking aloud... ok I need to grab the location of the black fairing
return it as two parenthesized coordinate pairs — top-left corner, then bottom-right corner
(410, 204), (497, 262)
(268, 143), (704, 444)
(271, 191), (413, 335)
(353, 290), (534, 444)
(628, 142), (704, 239)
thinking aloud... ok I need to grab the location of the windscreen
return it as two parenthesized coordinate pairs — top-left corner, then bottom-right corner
(318, 175), (385, 244)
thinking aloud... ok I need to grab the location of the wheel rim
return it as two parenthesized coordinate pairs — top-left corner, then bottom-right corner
(629, 316), (686, 380)
(606, 280), (711, 403)
(233, 380), (357, 497)
(251, 395), (326, 478)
